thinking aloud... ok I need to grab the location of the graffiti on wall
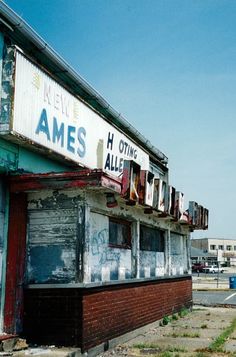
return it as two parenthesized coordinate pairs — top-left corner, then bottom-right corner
(90, 211), (132, 282)
(91, 228), (120, 265)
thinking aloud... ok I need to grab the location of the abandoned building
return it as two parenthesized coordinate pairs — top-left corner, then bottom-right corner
(0, 2), (209, 354)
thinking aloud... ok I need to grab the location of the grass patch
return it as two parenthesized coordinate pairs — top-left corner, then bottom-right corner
(133, 342), (160, 349)
(158, 352), (172, 357)
(170, 332), (200, 338)
(194, 352), (209, 357)
(166, 346), (186, 352)
(208, 317), (236, 352)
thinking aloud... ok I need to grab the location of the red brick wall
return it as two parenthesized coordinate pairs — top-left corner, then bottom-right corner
(23, 277), (192, 352)
(82, 277), (192, 351)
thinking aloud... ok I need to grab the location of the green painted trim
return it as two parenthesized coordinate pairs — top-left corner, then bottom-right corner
(0, 138), (18, 172)
(0, 138), (18, 153)
(18, 147), (70, 173)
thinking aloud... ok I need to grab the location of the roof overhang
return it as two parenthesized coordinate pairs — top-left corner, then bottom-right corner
(9, 169), (122, 194)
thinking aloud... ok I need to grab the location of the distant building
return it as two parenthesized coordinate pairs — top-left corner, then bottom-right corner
(191, 238), (236, 266)
(191, 246), (215, 264)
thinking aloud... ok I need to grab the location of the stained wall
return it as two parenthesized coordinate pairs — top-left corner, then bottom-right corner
(26, 188), (190, 285)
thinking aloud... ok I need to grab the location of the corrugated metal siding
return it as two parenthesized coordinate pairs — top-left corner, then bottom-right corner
(27, 191), (80, 284)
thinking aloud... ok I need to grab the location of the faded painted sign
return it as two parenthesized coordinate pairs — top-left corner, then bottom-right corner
(11, 51), (149, 176)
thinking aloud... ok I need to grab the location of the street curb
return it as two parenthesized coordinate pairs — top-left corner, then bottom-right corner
(194, 302), (236, 309)
(192, 288), (234, 291)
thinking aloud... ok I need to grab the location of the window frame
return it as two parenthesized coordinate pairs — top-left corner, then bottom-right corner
(108, 216), (132, 249)
(140, 224), (165, 252)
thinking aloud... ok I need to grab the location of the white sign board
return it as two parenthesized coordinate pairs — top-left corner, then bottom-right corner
(12, 52), (149, 176)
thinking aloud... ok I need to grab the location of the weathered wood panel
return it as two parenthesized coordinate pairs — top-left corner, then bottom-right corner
(27, 191), (81, 284)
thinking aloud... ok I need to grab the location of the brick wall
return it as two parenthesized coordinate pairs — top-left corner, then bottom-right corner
(23, 277), (192, 352)
(23, 289), (83, 346)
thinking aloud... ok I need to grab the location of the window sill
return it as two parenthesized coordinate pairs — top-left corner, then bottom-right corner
(108, 243), (131, 250)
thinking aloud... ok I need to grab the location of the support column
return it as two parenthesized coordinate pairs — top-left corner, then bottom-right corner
(4, 192), (27, 334)
(76, 203), (91, 283)
(131, 220), (140, 278)
(165, 229), (171, 276)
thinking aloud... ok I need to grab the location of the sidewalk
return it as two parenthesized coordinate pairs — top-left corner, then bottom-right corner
(97, 306), (236, 357)
(9, 305), (236, 357)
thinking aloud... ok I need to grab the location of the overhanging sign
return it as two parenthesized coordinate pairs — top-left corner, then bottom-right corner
(11, 51), (149, 176)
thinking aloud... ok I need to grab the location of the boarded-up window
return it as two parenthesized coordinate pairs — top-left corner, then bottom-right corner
(140, 225), (165, 252)
(170, 232), (184, 255)
(109, 218), (131, 249)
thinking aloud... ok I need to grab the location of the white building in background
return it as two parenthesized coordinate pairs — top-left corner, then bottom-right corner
(191, 238), (236, 266)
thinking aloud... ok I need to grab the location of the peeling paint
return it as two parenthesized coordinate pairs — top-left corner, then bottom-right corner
(0, 46), (15, 127)
(26, 187), (190, 286)
(27, 190), (81, 283)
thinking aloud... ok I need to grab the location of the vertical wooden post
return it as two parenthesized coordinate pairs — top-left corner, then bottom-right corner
(131, 220), (140, 278)
(165, 229), (171, 275)
(4, 192), (27, 334)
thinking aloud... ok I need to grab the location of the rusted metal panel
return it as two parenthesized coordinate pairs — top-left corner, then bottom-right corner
(121, 160), (140, 203)
(153, 178), (167, 212)
(168, 185), (176, 216)
(139, 170), (154, 207)
(27, 191), (82, 284)
(174, 191), (184, 220)
(188, 201), (209, 230)
(4, 192), (27, 334)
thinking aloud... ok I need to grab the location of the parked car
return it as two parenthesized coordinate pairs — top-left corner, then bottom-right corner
(191, 263), (206, 272)
(202, 265), (224, 274)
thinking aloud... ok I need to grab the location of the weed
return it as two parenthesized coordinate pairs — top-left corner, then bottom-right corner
(172, 313), (179, 321)
(200, 324), (208, 329)
(163, 315), (171, 325)
(158, 352), (172, 357)
(160, 315), (171, 326)
(208, 317), (236, 352)
(178, 307), (189, 318)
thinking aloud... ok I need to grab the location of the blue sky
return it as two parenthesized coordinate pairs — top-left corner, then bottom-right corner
(4, 0), (236, 239)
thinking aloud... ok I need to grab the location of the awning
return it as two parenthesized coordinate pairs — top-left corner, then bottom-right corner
(9, 169), (122, 194)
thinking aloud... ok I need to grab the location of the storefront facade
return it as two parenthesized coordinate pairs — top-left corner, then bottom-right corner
(0, 3), (208, 353)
